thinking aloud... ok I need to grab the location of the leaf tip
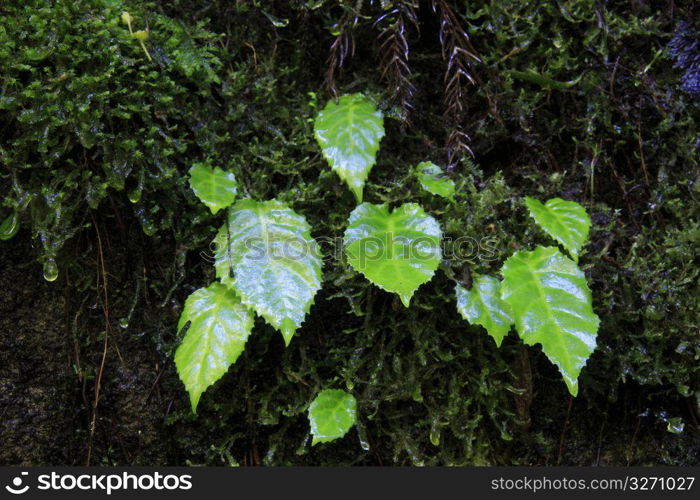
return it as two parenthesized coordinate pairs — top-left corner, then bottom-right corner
(281, 319), (297, 346)
(351, 187), (363, 203)
(189, 391), (201, 414)
(565, 378), (579, 397)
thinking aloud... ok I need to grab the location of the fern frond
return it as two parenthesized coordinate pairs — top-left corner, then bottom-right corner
(432, 0), (480, 169)
(324, 3), (364, 98)
(374, 1), (418, 118)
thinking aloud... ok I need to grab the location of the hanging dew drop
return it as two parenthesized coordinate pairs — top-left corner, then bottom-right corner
(356, 422), (370, 451)
(666, 417), (684, 435)
(328, 24), (342, 36)
(129, 168), (145, 203)
(128, 187), (142, 203)
(43, 258), (59, 282)
(0, 211), (20, 240)
(429, 418), (440, 446)
(306, 0), (326, 9)
(119, 318), (129, 329)
(262, 11), (289, 28)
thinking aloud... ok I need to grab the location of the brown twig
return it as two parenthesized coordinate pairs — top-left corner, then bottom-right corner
(431, 0), (480, 169)
(324, 3), (362, 98)
(626, 415), (642, 465)
(635, 121), (650, 186)
(556, 395), (573, 465)
(86, 212), (111, 466)
(374, 2), (418, 118)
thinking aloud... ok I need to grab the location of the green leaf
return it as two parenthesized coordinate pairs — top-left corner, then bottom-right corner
(344, 203), (442, 307)
(214, 199), (322, 345)
(188, 162), (238, 214)
(0, 211), (20, 240)
(308, 389), (357, 445)
(314, 93), (385, 202)
(524, 196), (591, 261)
(415, 161), (455, 199)
(174, 283), (254, 412)
(500, 246), (600, 396)
(455, 276), (512, 347)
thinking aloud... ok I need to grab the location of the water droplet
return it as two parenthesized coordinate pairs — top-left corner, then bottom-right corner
(43, 258), (59, 282)
(666, 417), (684, 434)
(0, 211), (20, 240)
(328, 24), (342, 36)
(119, 318), (129, 329)
(306, 0), (326, 9)
(356, 421), (370, 451)
(262, 11), (289, 27)
(403, 440), (424, 466)
(429, 419), (441, 447)
(133, 204), (157, 235)
(128, 187), (142, 203)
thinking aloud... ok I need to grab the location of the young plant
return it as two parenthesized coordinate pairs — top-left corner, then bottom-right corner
(313, 93), (385, 202)
(343, 203), (442, 307)
(175, 163), (321, 411)
(187, 161), (238, 215)
(213, 199), (322, 346)
(174, 92), (601, 440)
(415, 161), (456, 200)
(175, 283), (254, 411)
(456, 197), (599, 396)
(308, 389), (358, 446)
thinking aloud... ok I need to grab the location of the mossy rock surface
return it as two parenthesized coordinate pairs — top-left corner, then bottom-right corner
(0, 0), (698, 465)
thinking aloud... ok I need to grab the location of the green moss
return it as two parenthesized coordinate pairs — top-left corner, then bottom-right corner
(1, 0), (698, 466)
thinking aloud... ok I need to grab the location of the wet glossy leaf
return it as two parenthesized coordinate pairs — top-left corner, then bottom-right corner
(524, 197), (591, 260)
(415, 161), (455, 199)
(0, 211), (20, 240)
(308, 389), (357, 445)
(501, 246), (600, 396)
(344, 203), (442, 307)
(314, 93), (385, 202)
(214, 199), (322, 345)
(455, 276), (512, 347)
(174, 283), (254, 412)
(188, 162), (238, 214)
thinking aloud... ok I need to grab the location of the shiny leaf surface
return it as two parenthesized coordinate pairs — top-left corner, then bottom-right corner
(175, 283), (254, 412)
(188, 162), (238, 214)
(308, 389), (357, 445)
(501, 246), (599, 396)
(455, 276), (512, 347)
(314, 93), (385, 202)
(415, 161), (455, 199)
(524, 197), (591, 260)
(344, 203), (442, 307)
(214, 199), (322, 345)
